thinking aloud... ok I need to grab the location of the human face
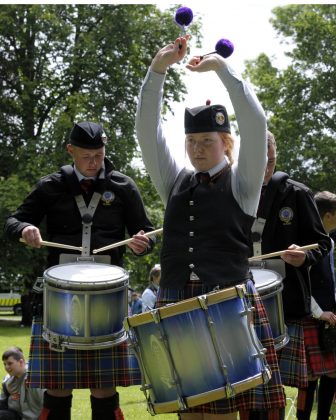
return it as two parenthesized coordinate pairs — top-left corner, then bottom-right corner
(263, 142), (277, 185)
(185, 132), (226, 172)
(3, 356), (25, 377)
(67, 145), (105, 178)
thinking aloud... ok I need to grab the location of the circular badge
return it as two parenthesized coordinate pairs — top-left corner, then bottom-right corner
(101, 191), (115, 206)
(215, 112), (225, 126)
(101, 131), (108, 144)
(279, 207), (293, 225)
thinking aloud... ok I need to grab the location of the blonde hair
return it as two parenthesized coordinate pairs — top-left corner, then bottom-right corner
(219, 132), (234, 166)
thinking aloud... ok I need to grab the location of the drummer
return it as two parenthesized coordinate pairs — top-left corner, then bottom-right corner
(136, 35), (285, 419)
(250, 132), (332, 418)
(4, 121), (155, 419)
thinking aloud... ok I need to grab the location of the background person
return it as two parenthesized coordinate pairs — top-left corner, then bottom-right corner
(249, 131), (331, 419)
(141, 264), (161, 311)
(296, 190), (336, 420)
(136, 35), (285, 420)
(0, 347), (44, 420)
(4, 121), (155, 420)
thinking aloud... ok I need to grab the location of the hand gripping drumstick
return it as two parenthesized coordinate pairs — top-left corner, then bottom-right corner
(248, 243), (319, 262)
(93, 228), (163, 254)
(20, 238), (83, 252)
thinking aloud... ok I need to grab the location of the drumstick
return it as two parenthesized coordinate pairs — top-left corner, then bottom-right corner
(93, 228), (163, 254)
(20, 238), (83, 252)
(248, 243), (319, 261)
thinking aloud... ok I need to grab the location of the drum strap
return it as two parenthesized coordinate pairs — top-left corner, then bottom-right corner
(75, 193), (102, 256)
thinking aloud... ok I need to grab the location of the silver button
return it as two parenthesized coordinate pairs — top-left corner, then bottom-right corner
(189, 200), (194, 206)
(189, 247), (193, 252)
(189, 232), (194, 237)
(189, 216), (194, 221)
(189, 263), (194, 269)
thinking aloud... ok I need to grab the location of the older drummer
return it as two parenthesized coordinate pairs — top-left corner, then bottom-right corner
(4, 122), (155, 419)
(136, 36), (285, 419)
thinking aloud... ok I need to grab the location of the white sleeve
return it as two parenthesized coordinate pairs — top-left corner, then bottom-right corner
(136, 70), (183, 206)
(216, 63), (267, 217)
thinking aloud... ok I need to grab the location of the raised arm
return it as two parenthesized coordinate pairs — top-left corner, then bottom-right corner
(187, 54), (267, 216)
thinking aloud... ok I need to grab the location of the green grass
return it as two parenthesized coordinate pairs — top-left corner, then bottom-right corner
(0, 315), (335, 419)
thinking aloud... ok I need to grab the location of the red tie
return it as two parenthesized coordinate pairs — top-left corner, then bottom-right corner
(196, 172), (210, 184)
(80, 179), (93, 194)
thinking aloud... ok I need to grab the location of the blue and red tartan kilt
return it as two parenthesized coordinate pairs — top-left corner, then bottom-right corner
(26, 318), (141, 389)
(302, 317), (336, 377)
(156, 279), (285, 414)
(277, 318), (336, 389)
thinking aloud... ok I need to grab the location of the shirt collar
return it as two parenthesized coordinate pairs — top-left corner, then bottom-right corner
(74, 164), (105, 182)
(194, 158), (228, 177)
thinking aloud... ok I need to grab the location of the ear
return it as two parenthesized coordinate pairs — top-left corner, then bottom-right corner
(67, 144), (74, 156)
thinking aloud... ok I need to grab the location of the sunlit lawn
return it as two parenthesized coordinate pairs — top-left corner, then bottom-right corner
(1, 314), (335, 419)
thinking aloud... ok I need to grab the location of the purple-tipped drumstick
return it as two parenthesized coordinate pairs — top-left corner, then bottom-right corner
(175, 6), (193, 48)
(200, 38), (234, 59)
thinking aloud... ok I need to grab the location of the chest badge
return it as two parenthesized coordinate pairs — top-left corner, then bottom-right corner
(101, 191), (115, 206)
(279, 207), (293, 225)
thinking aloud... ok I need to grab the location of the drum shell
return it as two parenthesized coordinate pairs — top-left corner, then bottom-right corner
(43, 262), (128, 351)
(251, 268), (289, 351)
(125, 286), (270, 414)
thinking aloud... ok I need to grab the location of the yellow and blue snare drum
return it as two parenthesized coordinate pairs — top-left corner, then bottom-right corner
(42, 262), (128, 352)
(250, 268), (289, 351)
(124, 285), (271, 415)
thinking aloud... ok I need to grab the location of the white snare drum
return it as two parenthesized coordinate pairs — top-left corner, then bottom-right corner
(124, 285), (271, 415)
(42, 263), (128, 352)
(251, 268), (289, 351)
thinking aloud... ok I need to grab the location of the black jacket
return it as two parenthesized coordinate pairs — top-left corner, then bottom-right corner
(254, 171), (331, 319)
(4, 158), (154, 267)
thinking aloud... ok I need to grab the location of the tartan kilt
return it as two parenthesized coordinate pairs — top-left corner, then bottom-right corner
(276, 321), (308, 388)
(302, 317), (336, 377)
(26, 317), (141, 389)
(156, 279), (285, 414)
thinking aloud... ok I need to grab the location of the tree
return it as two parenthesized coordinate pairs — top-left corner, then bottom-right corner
(243, 4), (336, 192)
(0, 4), (202, 291)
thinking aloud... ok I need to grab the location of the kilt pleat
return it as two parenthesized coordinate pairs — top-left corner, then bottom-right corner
(26, 318), (141, 389)
(302, 317), (336, 377)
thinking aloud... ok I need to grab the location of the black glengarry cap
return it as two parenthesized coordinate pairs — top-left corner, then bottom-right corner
(184, 104), (231, 134)
(70, 121), (107, 149)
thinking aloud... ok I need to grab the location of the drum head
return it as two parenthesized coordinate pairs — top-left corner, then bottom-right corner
(44, 263), (128, 290)
(250, 268), (282, 293)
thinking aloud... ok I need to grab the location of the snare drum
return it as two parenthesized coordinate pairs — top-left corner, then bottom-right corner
(42, 262), (129, 352)
(251, 268), (289, 351)
(124, 285), (270, 415)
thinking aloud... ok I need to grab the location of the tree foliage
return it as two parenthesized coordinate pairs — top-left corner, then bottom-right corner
(243, 4), (336, 193)
(0, 4), (202, 292)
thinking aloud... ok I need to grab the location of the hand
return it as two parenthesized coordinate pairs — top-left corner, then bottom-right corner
(186, 53), (224, 73)
(127, 230), (150, 255)
(320, 311), (336, 326)
(151, 36), (190, 74)
(280, 244), (307, 267)
(22, 225), (43, 248)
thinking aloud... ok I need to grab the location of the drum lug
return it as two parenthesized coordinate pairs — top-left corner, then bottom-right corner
(43, 330), (66, 352)
(177, 396), (187, 411)
(151, 309), (161, 324)
(197, 295), (208, 310)
(225, 383), (235, 398)
(235, 284), (246, 298)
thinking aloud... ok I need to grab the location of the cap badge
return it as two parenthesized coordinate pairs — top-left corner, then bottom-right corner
(101, 131), (108, 144)
(215, 112), (225, 126)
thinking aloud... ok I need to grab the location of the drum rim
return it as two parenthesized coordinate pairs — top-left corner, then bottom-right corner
(43, 262), (129, 288)
(250, 268), (283, 291)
